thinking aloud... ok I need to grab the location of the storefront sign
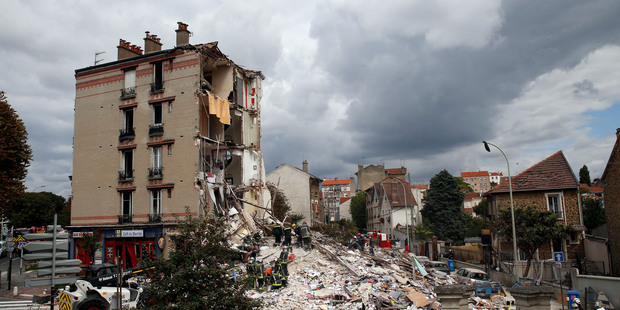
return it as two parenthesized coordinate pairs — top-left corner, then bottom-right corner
(115, 230), (144, 238)
(157, 237), (166, 249)
(72, 231), (93, 238)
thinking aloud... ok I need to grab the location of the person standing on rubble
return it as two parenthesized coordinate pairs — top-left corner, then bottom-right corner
(356, 233), (365, 252)
(283, 222), (292, 248)
(293, 223), (302, 247)
(255, 259), (266, 290)
(272, 222), (283, 247)
(279, 248), (290, 276)
(368, 233), (375, 255)
(299, 222), (312, 250)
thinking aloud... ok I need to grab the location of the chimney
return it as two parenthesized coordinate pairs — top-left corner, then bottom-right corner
(144, 31), (162, 54)
(117, 39), (143, 60)
(176, 22), (190, 46)
(302, 160), (308, 173)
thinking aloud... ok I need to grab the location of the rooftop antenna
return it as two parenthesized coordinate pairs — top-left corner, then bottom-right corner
(94, 51), (106, 65)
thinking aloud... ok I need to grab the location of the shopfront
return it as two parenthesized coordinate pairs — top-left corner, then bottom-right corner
(71, 226), (163, 269)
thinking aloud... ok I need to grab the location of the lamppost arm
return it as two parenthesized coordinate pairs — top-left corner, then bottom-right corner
(482, 141), (519, 280)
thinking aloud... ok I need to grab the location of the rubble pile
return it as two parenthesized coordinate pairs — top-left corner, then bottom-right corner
(238, 232), (514, 310)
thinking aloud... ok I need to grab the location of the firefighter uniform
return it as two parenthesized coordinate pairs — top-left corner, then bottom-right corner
(272, 223), (283, 246)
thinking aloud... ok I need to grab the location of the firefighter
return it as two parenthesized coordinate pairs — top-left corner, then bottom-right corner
(272, 222), (283, 247)
(294, 223), (302, 247)
(272, 258), (287, 287)
(255, 259), (266, 290)
(247, 258), (257, 289)
(299, 222), (311, 250)
(279, 248), (290, 276)
(283, 222), (292, 248)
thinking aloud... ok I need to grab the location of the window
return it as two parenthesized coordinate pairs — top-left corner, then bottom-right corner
(546, 193), (563, 218)
(119, 150), (133, 180)
(151, 190), (162, 215)
(119, 109), (135, 141)
(151, 62), (164, 92)
(149, 147), (162, 179)
(120, 191), (133, 223)
(121, 69), (136, 98)
(149, 103), (164, 136)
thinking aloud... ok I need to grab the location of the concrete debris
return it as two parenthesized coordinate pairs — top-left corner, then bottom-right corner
(236, 232), (517, 310)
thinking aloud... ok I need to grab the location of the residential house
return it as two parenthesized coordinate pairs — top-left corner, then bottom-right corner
(461, 171), (499, 193)
(266, 161), (323, 226)
(463, 192), (484, 215)
(366, 176), (417, 245)
(71, 23), (266, 268)
(601, 128), (620, 276)
(356, 164), (407, 192)
(484, 151), (584, 267)
(321, 177), (355, 221)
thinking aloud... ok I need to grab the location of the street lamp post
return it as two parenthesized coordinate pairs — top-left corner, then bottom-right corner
(483, 141), (519, 280)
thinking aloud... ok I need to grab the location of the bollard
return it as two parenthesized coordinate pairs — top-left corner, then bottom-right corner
(13, 286), (18, 296)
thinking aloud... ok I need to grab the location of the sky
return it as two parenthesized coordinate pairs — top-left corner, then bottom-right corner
(2, 0), (620, 198)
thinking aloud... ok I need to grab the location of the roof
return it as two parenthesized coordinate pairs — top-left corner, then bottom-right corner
(386, 167), (407, 175)
(267, 163), (322, 181)
(378, 177), (417, 207)
(602, 129), (620, 182)
(486, 151), (579, 194)
(461, 171), (489, 177)
(340, 197), (351, 204)
(464, 192), (483, 200)
(322, 179), (351, 186)
(411, 184), (429, 190)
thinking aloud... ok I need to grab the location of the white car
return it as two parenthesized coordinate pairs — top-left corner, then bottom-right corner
(455, 267), (489, 285)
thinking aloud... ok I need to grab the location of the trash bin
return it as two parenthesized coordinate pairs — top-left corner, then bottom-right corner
(567, 290), (580, 309)
(448, 259), (454, 271)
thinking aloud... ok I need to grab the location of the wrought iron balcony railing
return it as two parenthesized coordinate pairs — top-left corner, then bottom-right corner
(148, 167), (163, 179)
(118, 170), (134, 181)
(149, 213), (162, 223)
(148, 123), (164, 136)
(150, 81), (164, 94)
(119, 127), (135, 141)
(120, 87), (136, 99)
(118, 214), (133, 224)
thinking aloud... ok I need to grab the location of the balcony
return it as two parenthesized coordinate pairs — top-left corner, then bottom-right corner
(148, 167), (163, 180)
(118, 170), (134, 182)
(119, 127), (135, 141)
(118, 214), (133, 224)
(120, 87), (136, 99)
(150, 81), (164, 94)
(149, 213), (162, 223)
(149, 123), (164, 137)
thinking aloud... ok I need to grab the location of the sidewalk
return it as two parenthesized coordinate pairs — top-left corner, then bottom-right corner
(0, 265), (50, 300)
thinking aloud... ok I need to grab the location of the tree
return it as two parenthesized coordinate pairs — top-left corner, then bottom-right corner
(421, 170), (466, 243)
(141, 215), (260, 309)
(579, 165), (591, 186)
(78, 232), (102, 265)
(464, 213), (487, 238)
(496, 205), (571, 277)
(349, 192), (367, 233)
(7, 192), (66, 228)
(582, 197), (606, 233)
(473, 198), (489, 219)
(454, 177), (473, 192)
(414, 220), (434, 242)
(266, 182), (291, 221)
(0, 91), (33, 214)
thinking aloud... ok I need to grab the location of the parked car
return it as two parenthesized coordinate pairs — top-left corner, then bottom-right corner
(455, 267), (489, 285)
(425, 261), (451, 274)
(413, 255), (430, 266)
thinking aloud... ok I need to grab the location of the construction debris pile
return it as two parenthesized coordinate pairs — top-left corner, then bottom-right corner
(235, 232), (515, 310)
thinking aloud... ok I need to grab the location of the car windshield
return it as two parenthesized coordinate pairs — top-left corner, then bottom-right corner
(471, 272), (487, 280)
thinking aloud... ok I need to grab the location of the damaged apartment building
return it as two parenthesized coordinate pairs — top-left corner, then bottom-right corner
(71, 22), (267, 268)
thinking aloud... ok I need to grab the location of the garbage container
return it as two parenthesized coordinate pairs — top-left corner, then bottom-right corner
(567, 290), (580, 309)
(448, 259), (454, 272)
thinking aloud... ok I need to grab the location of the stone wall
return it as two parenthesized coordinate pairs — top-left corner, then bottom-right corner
(603, 130), (620, 276)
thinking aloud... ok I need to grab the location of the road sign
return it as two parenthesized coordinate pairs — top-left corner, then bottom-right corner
(23, 240), (69, 252)
(553, 251), (565, 262)
(37, 266), (83, 277)
(38, 259), (82, 268)
(23, 252), (69, 261)
(17, 241), (27, 249)
(23, 232), (70, 241)
(25, 276), (79, 287)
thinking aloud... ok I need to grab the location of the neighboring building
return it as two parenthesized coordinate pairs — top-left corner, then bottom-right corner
(489, 172), (503, 186)
(484, 151), (584, 266)
(71, 23), (266, 268)
(356, 164), (407, 192)
(410, 184), (427, 227)
(338, 197), (352, 221)
(461, 171), (493, 193)
(601, 128), (620, 276)
(366, 176), (417, 244)
(321, 177), (355, 222)
(266, 161), (322, 226)
(463, 192), (484, 215)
